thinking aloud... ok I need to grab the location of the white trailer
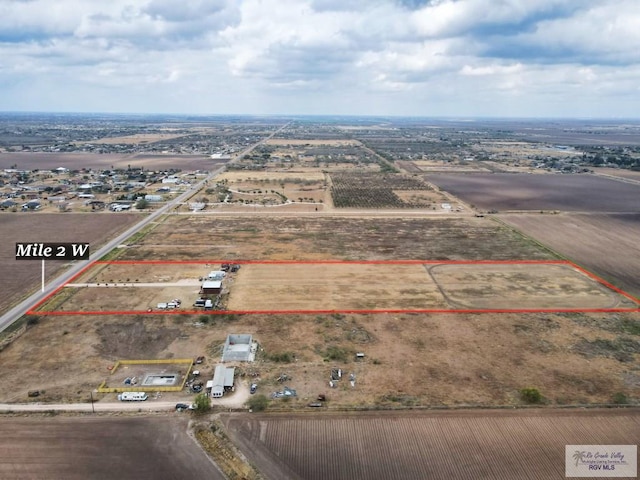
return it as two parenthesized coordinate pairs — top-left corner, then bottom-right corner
(117, 392), (148, 401)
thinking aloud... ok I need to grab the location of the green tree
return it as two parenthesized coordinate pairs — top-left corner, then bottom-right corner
(193, 393), (211, 413)
(247, 394), (269, 412)
(135, 198), (149, 210)
(520, 387), (543, 404)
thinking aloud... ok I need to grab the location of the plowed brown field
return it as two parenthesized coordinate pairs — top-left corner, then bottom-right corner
(0, 213), (141, 315)
(223, 409), (640, 480)
(0, 416), (224, 480)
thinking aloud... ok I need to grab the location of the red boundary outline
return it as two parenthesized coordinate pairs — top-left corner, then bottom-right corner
(29, 259), (640, 316)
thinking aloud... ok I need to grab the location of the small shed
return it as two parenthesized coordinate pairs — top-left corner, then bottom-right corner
(210, 365), (235, 398)
(208, 271), (226, 281)
(201, 280), (222, 295)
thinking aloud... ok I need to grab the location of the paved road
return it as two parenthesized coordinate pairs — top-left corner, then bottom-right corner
(0, 123), (288, 334)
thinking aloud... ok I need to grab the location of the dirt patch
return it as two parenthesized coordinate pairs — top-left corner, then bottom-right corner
(95, 321), (180, 360)
(572, 336), (640, 363)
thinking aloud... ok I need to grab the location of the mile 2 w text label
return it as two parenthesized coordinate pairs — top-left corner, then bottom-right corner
(16, 243), (90, 260)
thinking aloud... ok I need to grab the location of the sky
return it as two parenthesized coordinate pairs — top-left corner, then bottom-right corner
(1, 0), (639, 118)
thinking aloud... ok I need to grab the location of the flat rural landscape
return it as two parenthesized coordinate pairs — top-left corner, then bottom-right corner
(1, 114), (638, 480)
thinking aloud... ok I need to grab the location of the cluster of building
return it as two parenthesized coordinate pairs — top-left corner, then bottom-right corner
(207, 334), (257, 398)
(0, 167), (199, 212)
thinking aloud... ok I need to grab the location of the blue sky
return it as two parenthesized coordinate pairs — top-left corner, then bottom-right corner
(1, 0), (639, 117)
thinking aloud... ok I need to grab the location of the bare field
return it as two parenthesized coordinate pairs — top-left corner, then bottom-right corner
(223, 409), (640, 480)
(0, 152), (224, 170)
(428, 173), (640, 212)
(0, 213), (141, 315)
(0, 416), (224, 480)
(79, 132), (186, 144)
(500, 213), (640, 298)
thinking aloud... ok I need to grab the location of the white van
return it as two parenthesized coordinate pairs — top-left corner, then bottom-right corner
(117, 392), (148, 401)
(204, 299), (213, 310)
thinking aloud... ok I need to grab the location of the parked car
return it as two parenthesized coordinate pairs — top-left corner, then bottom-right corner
(250, 383), (258, 394)
(175, 403), (194, 411)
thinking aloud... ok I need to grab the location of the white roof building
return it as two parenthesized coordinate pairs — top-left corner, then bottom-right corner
(210, 365), (235, 398)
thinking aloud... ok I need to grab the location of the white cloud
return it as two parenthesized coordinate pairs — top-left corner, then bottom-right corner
(0, 0), (638, 116)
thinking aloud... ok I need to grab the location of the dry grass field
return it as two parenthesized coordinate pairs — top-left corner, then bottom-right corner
(593, 167), (640, 181)
(265, 139), (358, 146)
(1, 309), (638, 407)
(501, 213), (640, 298)
(428, 263), (636, 309)
(428, 173), (640, 212)
(0, 213), (141, 315)
(227, 263), (446, 311)
(34, 259), (637, 314)
(410, 159), (491, 173)
(112, 215), (555, 262)
(0, 416), (224, 480)
(222, 409), (640, 480)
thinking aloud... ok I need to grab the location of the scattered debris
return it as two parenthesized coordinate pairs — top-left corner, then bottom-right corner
(272, 386), (297, 398)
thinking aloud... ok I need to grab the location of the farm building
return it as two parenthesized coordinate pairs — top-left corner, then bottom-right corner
(208, 365), (235, 398)
(222, 334), (256, 362)
(144, 194), (163, 202)
(208, 271), (226, 281)
(201, 280), (222, 295)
